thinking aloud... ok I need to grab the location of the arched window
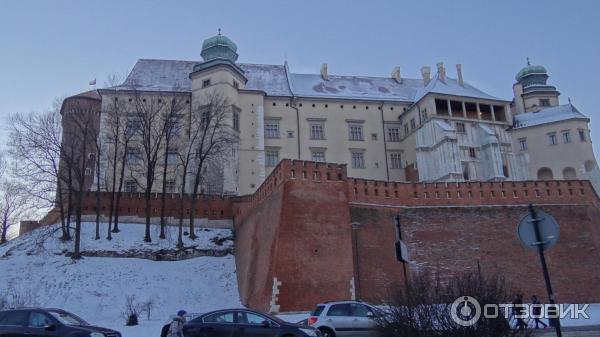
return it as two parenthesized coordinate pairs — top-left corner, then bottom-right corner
(537, 167), (554, 180)
(563, 167), (577, 180)
(585, 160), (597, 172)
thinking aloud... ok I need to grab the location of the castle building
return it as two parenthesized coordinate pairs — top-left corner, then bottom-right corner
(78, 33), (595, 196)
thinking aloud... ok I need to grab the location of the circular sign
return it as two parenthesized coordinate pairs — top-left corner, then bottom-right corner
(517, 210), (559, 251)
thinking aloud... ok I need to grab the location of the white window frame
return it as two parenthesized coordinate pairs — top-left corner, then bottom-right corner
(387, 126), (400, 142)
(562, 131), (571, 144)
(264, 120), (280, 139)
(548, 133), (557, 146)
(350, 151), (365, 169)
(310, 122), (325, 140)
(348, 124), (364, 141)
(311, 151), (326, 162)
(519, 138), (527, 151)
(390, 152), (402, 169)
(265, 149), (279, 167)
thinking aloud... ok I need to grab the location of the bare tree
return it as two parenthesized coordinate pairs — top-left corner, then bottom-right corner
(187, 91), (238, 240)
(0, 180), (32, 244)
(8, 104), (70, 240)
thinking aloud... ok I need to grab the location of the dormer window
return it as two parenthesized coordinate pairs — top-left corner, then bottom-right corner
(540, 99), (550, 107)
(202, 79), (211, 88)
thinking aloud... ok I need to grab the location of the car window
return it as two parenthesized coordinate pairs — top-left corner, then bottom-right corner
(48, 311), (87, 326)
(327, 304), (351, 317)
(29, 312), (53, 328)
(242, 312), (268, 324)
(351, 304), (373, 317)
(312, 305), (325, 316)
(203, 312), (235, 323)
(0, 311), (29, 326)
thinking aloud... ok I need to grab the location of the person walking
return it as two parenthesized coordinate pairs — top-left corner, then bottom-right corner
(531, 295), (548, 329)
(512, 293), (527, 330)
(168, 310), (187, 337)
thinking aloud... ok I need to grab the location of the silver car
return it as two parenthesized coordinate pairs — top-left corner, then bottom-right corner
(307, 301), (379, 337)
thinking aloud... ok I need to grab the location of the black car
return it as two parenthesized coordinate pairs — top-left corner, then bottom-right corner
(179, 308), (320, 337)
(0, 308), (121, 337)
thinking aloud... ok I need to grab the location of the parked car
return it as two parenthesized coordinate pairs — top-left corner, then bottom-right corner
(307, 301), (380, 337)
(181, 308), (321, 337)
(0, 307), (121, 337)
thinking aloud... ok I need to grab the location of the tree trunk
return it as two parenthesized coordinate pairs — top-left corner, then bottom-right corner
(143, 171), (152, 243)
(72, 192), (83, 259)
(159, 139), (170, 239)
(57, 183), (68, 240)
(188, 169), (201, 240)
(94, 148), (101, 240)
(0, 221), (7, 244)
(107, 136), (120, 238)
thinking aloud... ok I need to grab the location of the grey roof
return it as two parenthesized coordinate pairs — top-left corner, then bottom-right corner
(513, 104), (588, 129)
(109, 58), (504, 103)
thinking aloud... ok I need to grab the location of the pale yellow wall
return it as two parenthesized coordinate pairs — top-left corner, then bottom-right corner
(510, 119), (595, 179)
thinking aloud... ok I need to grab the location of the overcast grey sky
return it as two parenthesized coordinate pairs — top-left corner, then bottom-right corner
(1, 0), (599, 154)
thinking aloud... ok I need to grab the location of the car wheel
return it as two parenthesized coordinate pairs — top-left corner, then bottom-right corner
(318, 327), (336, 337)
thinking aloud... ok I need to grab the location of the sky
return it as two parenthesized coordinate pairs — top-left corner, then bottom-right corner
(1, 0), (599, 154)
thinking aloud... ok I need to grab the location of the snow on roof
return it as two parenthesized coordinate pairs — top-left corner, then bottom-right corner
(513, 104), (588, 129)
(109, 59), (504, 103)
(413, 73), (505, 103)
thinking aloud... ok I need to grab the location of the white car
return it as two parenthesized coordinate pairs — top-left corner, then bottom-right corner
(307, 301), (379, 337)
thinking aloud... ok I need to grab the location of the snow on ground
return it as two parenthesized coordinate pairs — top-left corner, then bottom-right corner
(0, 222), (240, 337)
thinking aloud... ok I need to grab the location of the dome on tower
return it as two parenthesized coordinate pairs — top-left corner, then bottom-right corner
(201, 30), (238, 62)
(515, 62), (547, 81)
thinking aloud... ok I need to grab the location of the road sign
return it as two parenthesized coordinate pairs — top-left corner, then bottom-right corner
(517, 209), (559, 251)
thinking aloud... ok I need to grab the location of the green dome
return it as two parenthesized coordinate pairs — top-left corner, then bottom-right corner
(515, 64), (547, 81)
(201, 32), (238, 62)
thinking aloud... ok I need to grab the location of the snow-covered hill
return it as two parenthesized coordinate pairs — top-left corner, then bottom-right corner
(0, 222), (241, 337)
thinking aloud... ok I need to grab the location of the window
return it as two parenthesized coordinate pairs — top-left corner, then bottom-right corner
(469, 148), (476, 158)
(85, 168), (92, 176)
(310, 123), (325, 140)
(166, 116), (181, 136)
(371, 133), (378, 141)
(390, 153), (402, 169)
(243, 312), (269, 325)
(126, 119), (141, 137)
(167, 150), (178, 165)
(387, 127), (400, 142)
(351, 304), (374, 317)
(410, 118), (416, 130)
(540, 98), (551, 107)
(89, 152), (96, 160)
(579, 129), (587, 142)
(404, 124), (409, 136)
(348, 124), (364, 141)
(0, 310), (28, 326)
(287, 131), (294, 138)
(203, 312), (235, 323)
(327, 304), (352, 317)
(125, 180), (137, 193)
(265, 149), (279, 167)
(548, 133), (557, 145)
(126, 147), (141, 164)
(233, 81), (239, 89)
(202, 79), (211, 88)
(519, 138), (527, 151)
(264, 120), (280, 138)
(233, 112), (240, 132)
(456, 122), (466, 133)
(351, 151), (365, 169)
(29, 312), (53, 328)
(312, 151), (326, 162)
(562, 131), (571, 143)
(165, 180), (176, 193)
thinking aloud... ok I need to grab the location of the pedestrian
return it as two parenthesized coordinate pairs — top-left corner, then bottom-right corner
(168, 310), (187, 337)
(531, 295), (548, 329)
(512, 293), (527, 330)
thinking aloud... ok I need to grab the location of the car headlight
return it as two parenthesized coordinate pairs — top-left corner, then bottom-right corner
(89, 332), (105, 337)
(299, 328), (318, 336)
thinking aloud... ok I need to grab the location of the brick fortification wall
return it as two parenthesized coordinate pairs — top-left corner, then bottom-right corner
(234, 160), (600, 311)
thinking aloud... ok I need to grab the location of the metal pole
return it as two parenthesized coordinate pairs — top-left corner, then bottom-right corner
(528, 204), (562, 337)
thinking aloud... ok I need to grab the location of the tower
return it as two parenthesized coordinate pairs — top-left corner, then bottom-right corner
(512, 59), (560, 114)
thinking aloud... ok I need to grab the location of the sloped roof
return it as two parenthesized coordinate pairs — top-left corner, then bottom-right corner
(108, 59), (504, 103)
(513, 104), (588, 129)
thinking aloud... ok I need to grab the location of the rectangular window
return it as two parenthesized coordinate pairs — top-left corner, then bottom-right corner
(265, 149), (279, 167)
(264, 120), (280, 138)
(310, 123), (325, 140)
(579, 129), (587, 142)
(456, 122), (466, 133)
(165, 180), (176, 193)
(125, 180), (137, 193)
(85, 168), (92, 176)
(390, 152), (402, 169)
(371, 133), (378, 141)
(287, 130), (294, 138)
(387, 127), (400, 142)
(233, 81), (239, 89)
(202, 79), (211, 88)
(348, 124), (364, 141)
(126, 119), (141, 137)
(351, 151), (365, 169)
(540, 98), (551, 107)
(311, 151), (326, 162)
(167, 150), (178, 165)
(126, 147), (141, 164)
(230, 111), (239, 132)
(519, 138), (527, 151)
(548, 133), (557, 145)
(562, 131), (571, 143)
(469, 147), (476, 158)
(410, 118), (416, 130)
(404, 124), (409, 136)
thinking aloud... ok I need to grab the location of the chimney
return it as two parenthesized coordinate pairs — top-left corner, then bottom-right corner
(391, 66), (402, 83)
(436, 62), (446, 82)
(421, 66), (431, 86)
(456, 64), (464, 86)
(320, 63), (328, 81)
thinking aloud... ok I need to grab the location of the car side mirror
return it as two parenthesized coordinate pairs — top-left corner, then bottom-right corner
(44, 324), (56, 331)
(261, 320), (271, 328)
